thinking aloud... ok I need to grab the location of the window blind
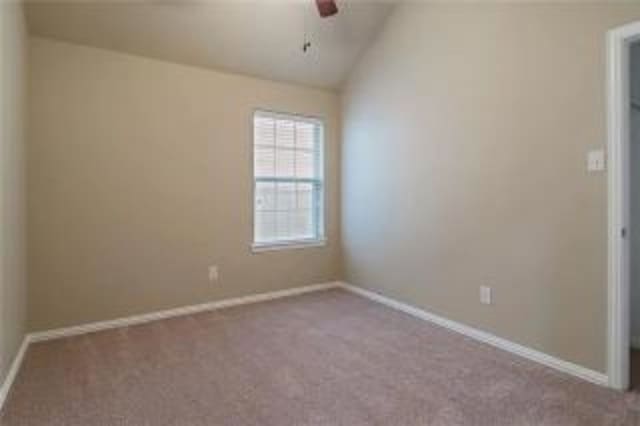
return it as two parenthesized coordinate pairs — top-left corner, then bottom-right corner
(253, 111), (324, 245)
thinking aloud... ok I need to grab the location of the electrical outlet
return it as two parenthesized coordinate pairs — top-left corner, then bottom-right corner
(480, 286), (492, 305)
(208, 265), (219, 282)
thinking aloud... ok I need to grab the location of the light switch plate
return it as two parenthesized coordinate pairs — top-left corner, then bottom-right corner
(587, 149), (605, 172)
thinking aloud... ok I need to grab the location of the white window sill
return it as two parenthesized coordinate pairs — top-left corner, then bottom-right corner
(251, 239), (327, 253)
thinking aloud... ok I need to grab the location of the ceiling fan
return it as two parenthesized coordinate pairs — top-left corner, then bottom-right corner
(315, 0), (338, 18)
(302, 0), (337, 53)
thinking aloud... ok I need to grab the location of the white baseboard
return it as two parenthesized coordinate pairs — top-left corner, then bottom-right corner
(0, 279), (610, 414)
(0, 281), (339, 412)
(30, 281), (340, 342)
(337, 282), (609, 387)
(0, 335), (30, 412)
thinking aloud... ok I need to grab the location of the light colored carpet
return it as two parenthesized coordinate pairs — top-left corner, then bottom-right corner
(2, 289), (640, 425)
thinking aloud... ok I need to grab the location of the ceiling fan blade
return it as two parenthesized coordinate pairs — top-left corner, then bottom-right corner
(315, 0), (338, 18)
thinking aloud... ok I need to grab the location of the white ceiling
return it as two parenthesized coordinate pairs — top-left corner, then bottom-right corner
(25, 0), (396, 90)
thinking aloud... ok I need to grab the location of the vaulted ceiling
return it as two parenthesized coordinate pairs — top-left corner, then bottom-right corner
(25, 0), (396, 90)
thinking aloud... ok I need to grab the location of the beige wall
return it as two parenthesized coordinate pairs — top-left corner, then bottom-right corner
(342, 3), (640, 373)
(28, 37), (341, 331)
(0, 1), (27, 382)
(27, 3), (640, 375)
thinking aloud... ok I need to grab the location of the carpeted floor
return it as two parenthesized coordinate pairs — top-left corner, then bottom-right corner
(2, 289), (640, 425)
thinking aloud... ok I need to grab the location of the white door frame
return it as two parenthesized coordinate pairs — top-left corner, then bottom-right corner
(607, 21), (640, 391)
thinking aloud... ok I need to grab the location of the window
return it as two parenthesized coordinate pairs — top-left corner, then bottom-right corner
(252, 110), (325, 250)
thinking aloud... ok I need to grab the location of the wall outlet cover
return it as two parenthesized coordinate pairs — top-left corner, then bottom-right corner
(480, 286), (492, 305)
(208, 265), (219, 281)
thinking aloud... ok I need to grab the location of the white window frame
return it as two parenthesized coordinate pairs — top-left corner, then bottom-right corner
(251, 109), (326, 252)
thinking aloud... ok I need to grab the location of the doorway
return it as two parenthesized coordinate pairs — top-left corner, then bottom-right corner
(607, 21), (640, 391)
(631, 41), (640, 391)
